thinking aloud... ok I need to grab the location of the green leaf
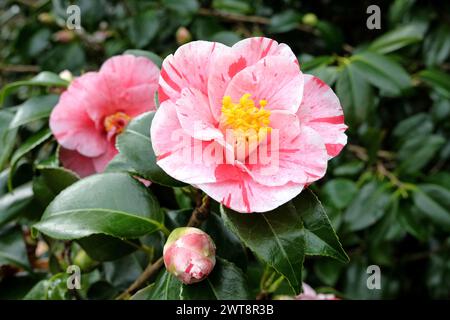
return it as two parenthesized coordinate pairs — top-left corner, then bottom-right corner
(269, 10), (300, 33)
(221, 190), (346, 293)
(0, 183), (33, 227)
(344, 180), (391, 231)
(392, 113), (433, 145)
(300, 56), (334, 71)
(292, 191), (348, 263)
(116, 112), (186, 187)
(368, 22), (427, 54)
(32, 166), (79, 207)
(351, 51), (411, 96)
(212, 0), (251, 14)
(0, 226), (31, 270)
(182, 258), (250, 300)
(162, 0), (199, 16)
(132, 270), (182, 300)
(221, 201), (304, 294)
(413, 184), (450, 231)
(202, 212), (247, 271)
(418, 69), (450, 99)
(8, 128), (52, 190)
(23, 273), (69, 300)
(397, 134), (445, 175)
(123, 49), (163, 68)
(9, 95), (59, 128)
(424, 24), (450, 67)
(336, 64), (374, 125)
(0, 72), (68, 106)
(126, 11), (160, 49)
(0, 110), (18, 170)
(33, 173), (165, 241)
(322, 179), (358, 210)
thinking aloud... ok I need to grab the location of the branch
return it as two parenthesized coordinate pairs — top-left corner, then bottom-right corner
(197, 8), (315, 33)
(116, 192), (211, 299)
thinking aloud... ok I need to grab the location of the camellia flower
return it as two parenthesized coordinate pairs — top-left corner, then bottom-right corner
(50, 54), (159, 177)
(151, 37), (347, 213)
(163, 227), (216, 284)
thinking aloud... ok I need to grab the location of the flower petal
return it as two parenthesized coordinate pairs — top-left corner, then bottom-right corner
(151, 100), (219, 184)
(297, 74), (347, 158)
(224, 56), (304, 113)
(248, 121), (328, 187)
(175, 88), (222, 141)
(59, 147), (96, 178)
(159, 41), (227, 103)
(50, 73), (107, 157)
(199, 167), (304, 213)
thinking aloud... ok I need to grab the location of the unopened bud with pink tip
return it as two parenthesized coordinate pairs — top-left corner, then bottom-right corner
(163, 227), (216, 284)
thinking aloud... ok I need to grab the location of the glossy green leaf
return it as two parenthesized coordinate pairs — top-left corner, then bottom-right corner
(9, 95), (59, 128)
(369, 22), (427, 53)
(126, 10), (160, 49)
(182, 258), (250, 300)
(0, 183), (33, 227)
(292, 191), (348, 263)
(132, 270), (182, 300)
(32, 166), (79, 207)
(33, 173), (165, 240)
(397, 134), (445, 175)
(413, 184), (450, 231)
(202, 212), (247, 271)
(351, 51), (411, 95)
(0, 72), (68, 106)
(0, 226), (31, 270)
(322, 179), (358, 210)
(418, 69), (450, 99)
(344, 180), (391, 231)
(0, 110), (18, 170)
(269, 10), (300, 33)
(336, 63), (374, 126)
(8, 128), (52, 190)
(222, 190), (347, 293)
(116, 112), (186, 187)
(424, 24), (450, 67)
(221, 201), (304, 294)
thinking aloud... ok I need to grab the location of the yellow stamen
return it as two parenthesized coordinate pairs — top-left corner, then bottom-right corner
(104, 112), (131, 135)
(220, 93), (271, 139)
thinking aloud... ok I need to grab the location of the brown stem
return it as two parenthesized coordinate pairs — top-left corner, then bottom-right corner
(197, 8), (315, 33)
(116, 193), (211, 300)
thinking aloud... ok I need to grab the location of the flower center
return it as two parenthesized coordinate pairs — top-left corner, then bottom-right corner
(104, 112), (131, 139)
(220, 93), (271, 137)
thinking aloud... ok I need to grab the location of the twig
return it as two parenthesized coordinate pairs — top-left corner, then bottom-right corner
(0, 65), (40, 73)
(197, 8), (315, 33)
(116, 192), (211, 300)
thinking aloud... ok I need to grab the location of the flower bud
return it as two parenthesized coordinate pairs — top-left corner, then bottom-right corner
(176, 27), (192, 45)
(58, 70), (74, 83)
(163, 227), (216, 284)
(302, 13), (318, 26)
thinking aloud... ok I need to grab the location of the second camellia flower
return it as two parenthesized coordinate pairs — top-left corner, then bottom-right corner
(151, 37), (347, 213)
(50, 54), (159, 177)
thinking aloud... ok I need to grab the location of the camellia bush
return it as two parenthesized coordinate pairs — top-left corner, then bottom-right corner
(0, 0), (449, 300)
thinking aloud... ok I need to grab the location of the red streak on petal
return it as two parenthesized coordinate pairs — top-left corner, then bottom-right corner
(228, 56), (247, 78)
(261, 39), (274, 58)
(325, 143), (343, 157)
(161, 68), (181, 92)
(185, 263), (193, 274)
(157, 151), (172, 161)
(309, 115), (344, 124)
(313, 77), (327, 88)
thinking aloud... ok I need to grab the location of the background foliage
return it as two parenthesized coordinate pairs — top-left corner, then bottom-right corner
(0, 0), (449, 300)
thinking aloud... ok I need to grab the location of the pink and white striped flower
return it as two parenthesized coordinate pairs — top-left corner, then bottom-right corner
(151, 37), (347, 213)
(50, 55), (159, 177)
